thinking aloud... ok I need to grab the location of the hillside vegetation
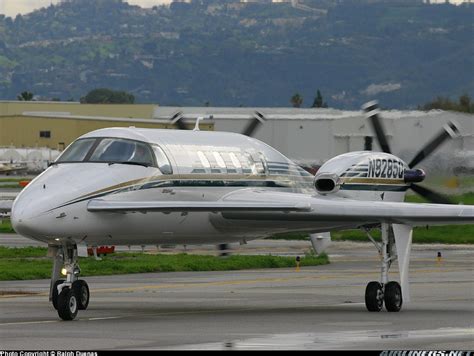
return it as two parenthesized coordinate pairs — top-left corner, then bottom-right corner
(0, 0), (472, 108)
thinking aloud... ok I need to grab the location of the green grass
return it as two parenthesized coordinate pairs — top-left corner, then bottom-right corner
(0, 220), (15, 233)
(270, 225), (474, 244)
(405, 192), (474, 205)
(0, 246), (47, 258)
(0, 184), (22, 189)
(0, 178), (29, 183)
(0, 248), (329, 281)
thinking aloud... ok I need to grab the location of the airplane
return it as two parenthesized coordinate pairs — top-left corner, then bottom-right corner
(0, 161), (28, 175)
(10, 101), (474, 321)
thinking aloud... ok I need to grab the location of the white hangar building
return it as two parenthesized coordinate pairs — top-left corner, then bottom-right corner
(153, 107), (473, 172)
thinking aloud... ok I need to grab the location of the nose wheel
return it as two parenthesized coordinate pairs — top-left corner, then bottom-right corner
(72, 280), (90, 310)
(52, 279), (89, 313)
(57, 287), (78, 321)
(49, 244), (90, 320)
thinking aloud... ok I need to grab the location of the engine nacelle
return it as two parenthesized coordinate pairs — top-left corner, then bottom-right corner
(314, 151), (410, 202)
(314, 173), (340, 194)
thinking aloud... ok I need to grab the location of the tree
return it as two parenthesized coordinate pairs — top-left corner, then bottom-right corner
(290, 93), (303, 108)
(17, 91), (34, 101)
(311, 90), (328, 108)
(420, 94), (473, 113)
(459, 94), (471, 113)
(81, 88), (135, 104)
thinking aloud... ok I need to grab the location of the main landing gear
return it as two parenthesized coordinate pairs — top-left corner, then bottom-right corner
(364, 224), (403, 312)
(49, 244), (90, 320)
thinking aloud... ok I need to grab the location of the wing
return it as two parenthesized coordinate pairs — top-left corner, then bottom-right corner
(87, 189), (474, 227)
(87, 199), (312, 213)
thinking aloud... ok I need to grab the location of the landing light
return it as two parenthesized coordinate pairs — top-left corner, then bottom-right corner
(61, 268), (67, 276)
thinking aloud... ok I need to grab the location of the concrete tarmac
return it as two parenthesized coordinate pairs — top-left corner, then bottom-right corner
(0, 240), (473, 350)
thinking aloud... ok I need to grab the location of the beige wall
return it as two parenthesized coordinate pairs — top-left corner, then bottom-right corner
(0, 101), (155, 119)
(0, 102), (212, 149)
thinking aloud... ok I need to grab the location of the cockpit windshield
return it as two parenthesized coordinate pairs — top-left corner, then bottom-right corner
(56, 138), (96, 163)
(56, 137), (155, 168)
(89, 138), (154, 166)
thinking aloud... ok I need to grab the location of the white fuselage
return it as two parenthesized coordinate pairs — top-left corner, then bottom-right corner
(11, 127), (409, 246)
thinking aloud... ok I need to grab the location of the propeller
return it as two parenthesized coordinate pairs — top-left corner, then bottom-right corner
(363, 101), (459, 204)
(242, 111), (267, 137)
(363, 101), (392, 154)
(170, 110), (268, 137)
(169, 111), (187, 130)
(407, 121), (460, 169)
(409, 184), (453, 205)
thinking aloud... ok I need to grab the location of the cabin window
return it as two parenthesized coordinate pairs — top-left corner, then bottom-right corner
(213, 152), (226, 169)
(229, 153), (242, 169)
(197, 151), (211, 169)
(220, 152), (238, 174)
(153, 145), (173, 174)
(235, 152), (252, 174)
(254, 161), (266, 174)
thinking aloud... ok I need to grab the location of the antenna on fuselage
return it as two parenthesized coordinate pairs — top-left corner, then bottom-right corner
(193, 115), (214, 131)
(193, 117), (204, 131)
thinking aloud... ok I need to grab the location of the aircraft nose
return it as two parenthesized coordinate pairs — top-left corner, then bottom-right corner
(10, 189), (51, 240)
(11, 199), (37, 239)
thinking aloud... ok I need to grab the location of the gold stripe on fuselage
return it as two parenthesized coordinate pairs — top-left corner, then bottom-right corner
(71, 173), (278, 202)
(340, 177), (405, 185)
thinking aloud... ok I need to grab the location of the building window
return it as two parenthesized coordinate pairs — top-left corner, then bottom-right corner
(40, 131), (51, 138)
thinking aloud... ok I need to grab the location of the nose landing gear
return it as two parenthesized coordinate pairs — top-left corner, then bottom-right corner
(49, 244), (89, 320)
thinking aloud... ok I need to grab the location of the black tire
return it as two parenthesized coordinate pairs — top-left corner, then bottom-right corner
(72, 280), (90, 310)
(384, 281), (402, 312)
(365, 281), (384, 312)
(57, 287), (78, 321)
(52, 279), (65, 310)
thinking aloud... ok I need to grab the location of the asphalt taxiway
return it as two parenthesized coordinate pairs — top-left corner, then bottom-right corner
(0, 240), (473, 350)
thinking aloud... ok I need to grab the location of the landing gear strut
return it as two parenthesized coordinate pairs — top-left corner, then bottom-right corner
(364, 223), (403, 312)
(49, 244), (89, 320)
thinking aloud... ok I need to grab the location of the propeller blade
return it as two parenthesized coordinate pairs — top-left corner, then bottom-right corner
(362, 101), (391, 154)
(242, 111), (266, 137)
(170, 111), (188, 130)
(410, 183), (453, 205)
(408, 121), (461, 169)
